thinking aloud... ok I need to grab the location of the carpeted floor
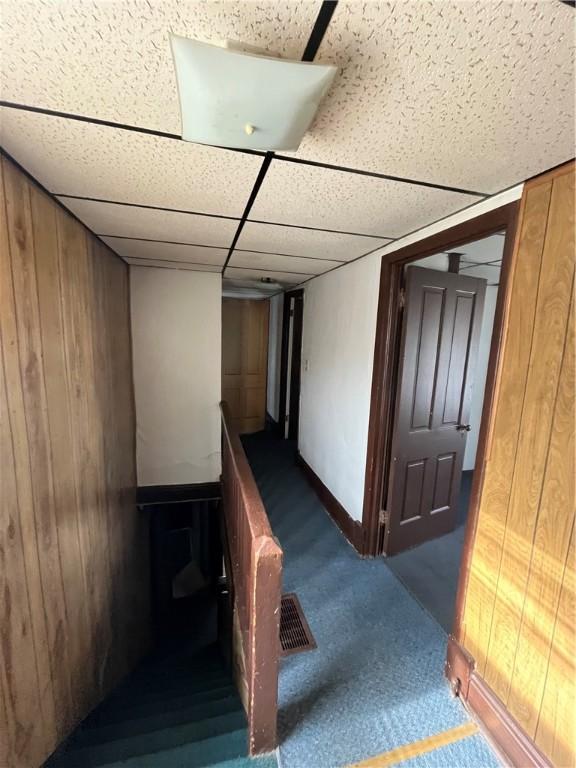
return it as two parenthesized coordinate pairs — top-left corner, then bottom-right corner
(384, 471), (473, 633)
(242, 432), (499, 768)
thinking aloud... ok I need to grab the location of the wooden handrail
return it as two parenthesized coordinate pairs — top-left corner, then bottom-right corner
(220, 401), (283, 755)
(220, 401), (275, 540)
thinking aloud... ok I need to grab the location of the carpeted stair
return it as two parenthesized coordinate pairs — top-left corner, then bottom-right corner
(45, 642), (277, 768)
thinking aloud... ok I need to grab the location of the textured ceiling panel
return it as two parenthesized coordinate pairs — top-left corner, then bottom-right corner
(251, 161), (478, 236)
(238, 221), (388, 262)
(289, 0), (575, 192)
(228, 250), (340, 275)
(127, 259), (220, 273)
(1, 0), (320, 133)
(100, 238), (227, 266)
(0, 109), (260, 215)
(459, 263), (502, 282)
(447, 234), (505, 264)
(225, 267), (309, 284)
(59, 198), (237, 246)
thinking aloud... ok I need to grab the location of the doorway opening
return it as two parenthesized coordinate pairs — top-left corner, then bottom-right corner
(384, 235), (505, 632)
(278, 289), (304, 442)
(362, 202), (520, 636)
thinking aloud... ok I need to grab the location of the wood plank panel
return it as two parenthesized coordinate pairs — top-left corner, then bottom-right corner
(1, 155), (149, 767)
(0, 160), (58, 762)
(484, 169), (575, 701)
(535, 526), (575, 766)
(507, 289), (574, 736)
(459, 162), (575, 767)
(461, 179), (552, 669)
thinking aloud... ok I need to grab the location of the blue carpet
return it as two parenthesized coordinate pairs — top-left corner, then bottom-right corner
(401, 733), (499, 767)
(384, 472), (473, 633)
(242, 433), (499, 768)
(44, 640), (278, 768)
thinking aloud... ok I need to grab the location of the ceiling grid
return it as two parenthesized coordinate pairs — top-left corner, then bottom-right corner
(0, 0), (573, 294)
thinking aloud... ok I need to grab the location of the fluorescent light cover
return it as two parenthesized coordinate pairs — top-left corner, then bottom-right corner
(170, 35), (337, 151)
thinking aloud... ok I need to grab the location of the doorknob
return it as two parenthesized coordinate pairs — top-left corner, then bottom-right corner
(457, 424), (471, 432)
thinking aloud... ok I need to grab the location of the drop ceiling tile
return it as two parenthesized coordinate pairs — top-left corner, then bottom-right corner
(449, 234), (505, 264)
(101, 238), (227, 266)
(58, 198), (237, 247)
(290, 0), (575, 193)
(229, 250), (339, 275)
(0, 108), (260, 215)
(1, 0), (321, 134)
(250, 161), (478, 237)
(459, 263), (501, 282)
(225, 267), (309, 285)
(127, 259), (221, 273)
(237, 221), (388, 262)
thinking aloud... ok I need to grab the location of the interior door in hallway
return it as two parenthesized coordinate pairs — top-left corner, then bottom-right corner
(222, 298), (269, 434)
(384, 266), (486, 555)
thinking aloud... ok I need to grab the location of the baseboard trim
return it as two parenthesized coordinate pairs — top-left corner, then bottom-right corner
(296, 452), (364, 555)
(446, 638), (551, 767)
(137, 482), (221, 505)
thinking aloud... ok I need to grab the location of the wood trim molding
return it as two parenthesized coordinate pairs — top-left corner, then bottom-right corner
(362, 201), (520, 558)
(468, 673), (553, 768)
(451, 201), (520, 639)
(296, 452), (365, 555)
(137, 482), (221, 505)
(278, 289), (303, 438)
(445, 634), (474, 700)
(445, 639), (552, 768)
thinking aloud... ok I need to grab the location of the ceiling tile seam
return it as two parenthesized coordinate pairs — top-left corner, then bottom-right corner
(0, 100), (265, 159)
(55, 194), (240, 221)
(97, 235), (348, 262)
(55, 194), (394, 239)
(0, 145), (128, 266)
(270, 155), (487, 198)
(0, 101), (492, 198)
(123, 255), (318, 276)
(221, 151), (274, 273)
(222, 0), (340, 277)
(128, 262), (222, 273)
(290, 189), (516, 290)
(246, 218), (393, 239)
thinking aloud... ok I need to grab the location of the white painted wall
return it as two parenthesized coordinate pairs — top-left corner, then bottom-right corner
(130, 266), (222, 486)
(299, 254), (382, 521)
(298, 185), (523, 522)
(463, 285), (498, 470)
(266, 293), (284, 422)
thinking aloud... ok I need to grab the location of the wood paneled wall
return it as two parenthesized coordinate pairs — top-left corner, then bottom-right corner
(460, 162), (575, 766)
(0, 156), (150, 768)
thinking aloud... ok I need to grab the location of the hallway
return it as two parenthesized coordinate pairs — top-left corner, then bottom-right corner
(242, 432), (499, 768)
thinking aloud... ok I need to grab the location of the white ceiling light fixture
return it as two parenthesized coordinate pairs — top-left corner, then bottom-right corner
(170, 35), (337, 152)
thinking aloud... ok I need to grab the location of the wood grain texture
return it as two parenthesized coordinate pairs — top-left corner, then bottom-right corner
(220, 402), (282, 754)
(461, 180), (552, 671)
(460, 162), (575, 766)
(484, 169), (575, 702)
(222, 298), (269, 434)
(0, 155), (149, 768)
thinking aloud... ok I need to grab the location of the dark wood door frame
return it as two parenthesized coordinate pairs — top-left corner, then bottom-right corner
(278, 289), (304, 441)
(361, 203), (520, 636)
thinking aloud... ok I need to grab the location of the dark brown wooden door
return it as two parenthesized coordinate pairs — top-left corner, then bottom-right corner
(384, 266), (486, 555)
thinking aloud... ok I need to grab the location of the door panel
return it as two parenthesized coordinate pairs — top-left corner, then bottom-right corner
(222, 298), (269, 434)
(384, 266), (486, 555)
